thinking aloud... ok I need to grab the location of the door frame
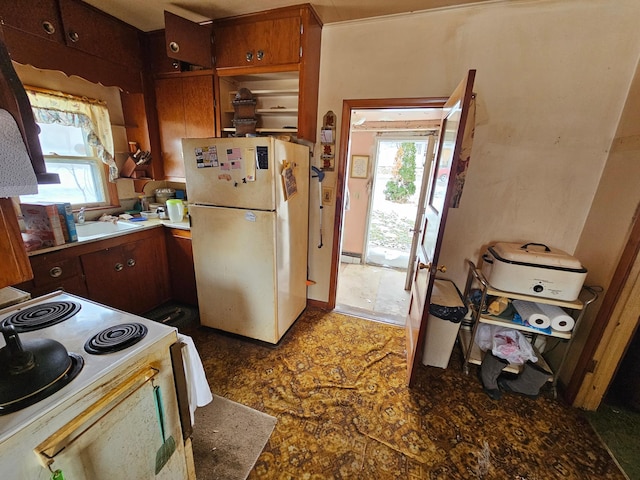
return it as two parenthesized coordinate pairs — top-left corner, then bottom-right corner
(328, 98), (447, 310)
(567, 205), (640, 408)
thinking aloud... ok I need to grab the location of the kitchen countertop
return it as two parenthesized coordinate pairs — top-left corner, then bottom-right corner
(27, 217), (191, 256)
(0, 287), (30, 308)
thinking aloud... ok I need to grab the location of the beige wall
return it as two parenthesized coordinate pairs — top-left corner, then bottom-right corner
(558, 57), (640, 384)
(307, 0), (640, 307)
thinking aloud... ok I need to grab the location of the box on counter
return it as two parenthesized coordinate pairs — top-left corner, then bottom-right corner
(56, 202), (78, 243)
(20, 202), (66, 249)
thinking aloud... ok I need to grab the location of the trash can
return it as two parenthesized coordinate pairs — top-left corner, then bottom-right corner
(422, 278), (468, 369)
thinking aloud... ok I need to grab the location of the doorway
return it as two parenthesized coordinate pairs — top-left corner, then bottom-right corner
(334, 106), (442, 325)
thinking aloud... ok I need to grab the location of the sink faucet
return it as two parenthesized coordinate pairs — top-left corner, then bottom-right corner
(77, 207), (85, 224)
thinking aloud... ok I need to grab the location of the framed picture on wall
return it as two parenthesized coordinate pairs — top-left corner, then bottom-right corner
(322, 186), (334, 206)
(350, 155), (369, 178)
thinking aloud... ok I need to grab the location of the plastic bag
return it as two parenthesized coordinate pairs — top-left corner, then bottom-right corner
(475, 324), (537, 365)
(429, 303), (468, 323)
(428, 279), (468, 323)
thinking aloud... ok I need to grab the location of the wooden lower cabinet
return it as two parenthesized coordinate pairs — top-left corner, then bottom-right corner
(81, 234), (169, 314)
(21, 250), (88, 298)
(165, 228), (198, 306)
(16, 227), (170, 315)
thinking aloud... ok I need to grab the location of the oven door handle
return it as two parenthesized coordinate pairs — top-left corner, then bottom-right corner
(34, 366), (159, 468)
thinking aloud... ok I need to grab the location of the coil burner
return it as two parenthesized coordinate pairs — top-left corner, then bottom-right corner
(1, 301), (81, 332)
(84, 323), (148, 355)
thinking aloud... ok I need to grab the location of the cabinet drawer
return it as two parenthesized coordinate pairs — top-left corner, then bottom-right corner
(30, 253), (83, 288)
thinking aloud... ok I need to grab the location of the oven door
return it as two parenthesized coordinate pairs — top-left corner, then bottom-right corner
(35, 367), (188, 480)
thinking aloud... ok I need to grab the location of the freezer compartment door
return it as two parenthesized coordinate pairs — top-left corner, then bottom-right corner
(182, 137), (278, 210)
(190, 204), (279, 342)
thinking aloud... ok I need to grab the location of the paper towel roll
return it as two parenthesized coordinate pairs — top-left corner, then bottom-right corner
(537, 303), (575, 332)
(0, 109), (38, 196)
(512, 300), (551, 329)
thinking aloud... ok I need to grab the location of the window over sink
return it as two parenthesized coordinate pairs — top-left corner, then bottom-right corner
(19, 87), (118, 209)
(21, 123), (109, 206)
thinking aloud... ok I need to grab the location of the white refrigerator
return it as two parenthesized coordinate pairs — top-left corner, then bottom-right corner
(182, 136), (309, 344)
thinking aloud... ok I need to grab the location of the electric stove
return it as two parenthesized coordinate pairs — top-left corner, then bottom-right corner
(0, 290), (177, 444)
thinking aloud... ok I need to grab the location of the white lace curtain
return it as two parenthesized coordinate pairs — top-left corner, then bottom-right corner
(25, 87), (118, 182)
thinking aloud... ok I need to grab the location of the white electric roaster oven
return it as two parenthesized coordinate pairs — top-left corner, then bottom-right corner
(481, 242), (588, 301)
(0, 291), (200, 480)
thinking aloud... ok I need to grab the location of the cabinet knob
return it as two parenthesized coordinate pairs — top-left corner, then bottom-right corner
(42, 21), (56, 35)
(114, 263), (124, 272)
(246, 51), (253, 62)
(68, 31), (79, 43)
(127, 258), (136, 267)
(49, 266), (62, 278)
(256, 50), (264, 61)
(169, 41), (180, 53)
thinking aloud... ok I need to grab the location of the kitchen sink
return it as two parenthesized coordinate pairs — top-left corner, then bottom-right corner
(76, 220), (143, 240)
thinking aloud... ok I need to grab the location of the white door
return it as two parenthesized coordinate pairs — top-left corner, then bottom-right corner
(406, 70), (476, 386)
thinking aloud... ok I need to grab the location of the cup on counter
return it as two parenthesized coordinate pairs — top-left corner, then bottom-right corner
(166, 199), (184, 222)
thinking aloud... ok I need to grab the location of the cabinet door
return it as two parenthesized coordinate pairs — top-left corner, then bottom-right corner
(144, 30), (180, 74)
(0, 199), (33, 288)
(81, 246), (131, 311)
(214, 16), (300, 68)
(165, 229), (198, 306)
(155, 77), (187, 180)
(156, 74), (215, 180)
(164, 11), (212, 69)
(57, 0), (142, 69)
(81, 233), (169, 314)
(120, 236), (170, 314)
(0, 0), (65, 44)
(182, 75), (215, 137)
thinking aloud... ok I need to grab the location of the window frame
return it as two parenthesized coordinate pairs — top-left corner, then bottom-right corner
(39, 154), (112, 209)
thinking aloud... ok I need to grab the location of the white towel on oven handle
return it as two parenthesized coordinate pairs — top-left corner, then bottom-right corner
(178, 333), (213, 425)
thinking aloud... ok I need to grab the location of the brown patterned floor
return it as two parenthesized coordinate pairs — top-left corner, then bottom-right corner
(185, 308), (625, 479)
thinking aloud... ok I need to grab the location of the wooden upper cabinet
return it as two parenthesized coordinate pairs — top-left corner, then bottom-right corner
(57, 0), (142, 69)
(0, 0), (143, 92)
(0, 0), (65, 44)
(164, 11), (212, 69)
(155, 73), (215, 180)
(144, 30), (180, 75)
(212, 4), (322, 142)
(214, 15), (301, 69)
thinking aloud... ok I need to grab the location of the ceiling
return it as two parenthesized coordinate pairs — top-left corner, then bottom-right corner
(83, 0), (492, 32)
